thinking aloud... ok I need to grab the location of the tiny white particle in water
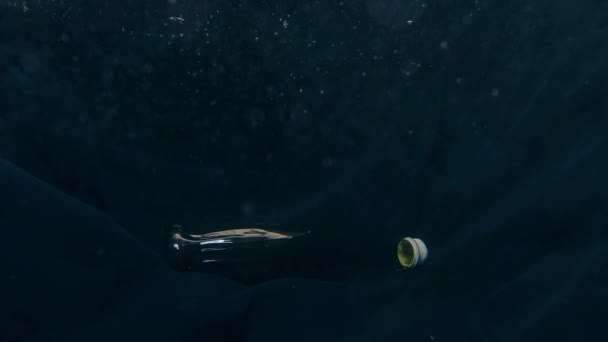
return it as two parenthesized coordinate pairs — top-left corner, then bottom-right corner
(283, 19), (288, 28)
(322, 157), (334, 168)
(407, 20), (413, 25)
(491, 88), (499, 97)
(440, 41), (448, 49)
(320, 89), (325, 94)
(241, 203), (254, 215)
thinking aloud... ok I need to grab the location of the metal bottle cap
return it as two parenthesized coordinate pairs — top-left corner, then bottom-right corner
(397, 237), (428, 268)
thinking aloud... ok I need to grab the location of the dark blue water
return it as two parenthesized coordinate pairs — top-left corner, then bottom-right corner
(1, 1), (607, 341)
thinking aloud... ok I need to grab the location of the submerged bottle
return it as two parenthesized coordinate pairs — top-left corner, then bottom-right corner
(167, 226), (428, 284)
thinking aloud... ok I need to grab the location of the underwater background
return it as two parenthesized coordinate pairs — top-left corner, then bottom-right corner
(1, 0), (607, 341)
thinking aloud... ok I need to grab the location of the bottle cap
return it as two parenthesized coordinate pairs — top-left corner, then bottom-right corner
(397, 237), (428, 268)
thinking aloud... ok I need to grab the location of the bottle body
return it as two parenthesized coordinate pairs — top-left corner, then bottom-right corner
(168, 228), (307, 283)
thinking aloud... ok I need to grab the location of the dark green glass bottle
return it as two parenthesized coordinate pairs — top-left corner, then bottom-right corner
(167, 226), (427, 284)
